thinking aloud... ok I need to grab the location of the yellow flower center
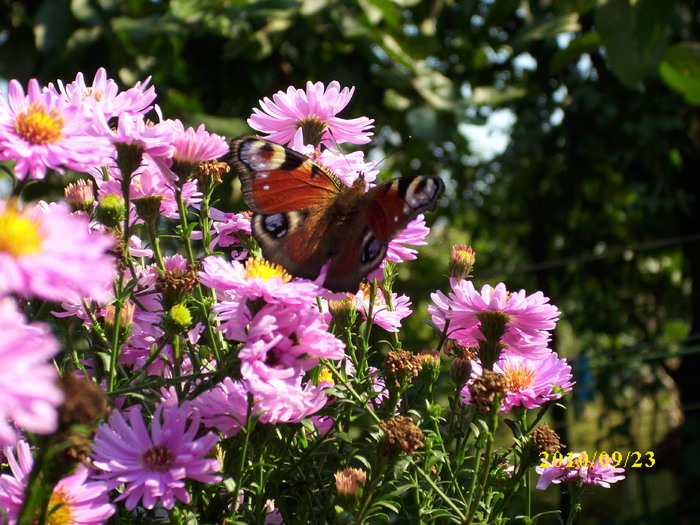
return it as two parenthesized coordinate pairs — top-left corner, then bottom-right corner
(317, 367), (335, 386)
(358, 281), (385, 306)
(46, 487), (75, 525)
(503, 363), (536, 392)
(244, 258), (290, 282)
(84, 86), (104, 101)
(14, 102), (65, 145)
(0, 206), (44, 256)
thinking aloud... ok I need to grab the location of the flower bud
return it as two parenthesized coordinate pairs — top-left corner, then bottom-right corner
(164, 303), (193, 333)
(133, 195), (164, 223)
(328, 297), (357, 331)
(114, 141), (145, 180)
(334, 467), (367, 507)
(96, 192), (126, 227)
(418, 350), (441, 385)
(64, 179), (95, 213)
(104, 301), (135, 344)
(448, 244), (476, 280)
(450, 357), (472, 389)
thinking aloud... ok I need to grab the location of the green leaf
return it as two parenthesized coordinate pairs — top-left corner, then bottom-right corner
(514, 12), (581, 47)
(469, 85), (527, 105)
(35, 0), (73, 53)
(594, 0), (673, 89)
(360, 0), (400, 27)
(659, 42), (700, 106)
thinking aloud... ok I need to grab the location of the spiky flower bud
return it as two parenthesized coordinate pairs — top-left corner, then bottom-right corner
(418, 350), (441, 385)
(64, 179), (95, 213)
(449, 244), (476, 280)
(334, 467), (367, 507)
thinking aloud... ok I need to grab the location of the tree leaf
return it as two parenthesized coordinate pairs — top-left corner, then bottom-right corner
(514, 12), (581, 47)
(659, 42), (700, 106)
(595, 0), (673, 89)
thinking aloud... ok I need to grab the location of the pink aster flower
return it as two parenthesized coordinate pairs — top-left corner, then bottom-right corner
(109, 113), (175, 161)
(237, 303), (345, 383)
(461, 352), (574, 413)
(385, 214), (431, 263)
(0, 200), (115, 302)
(248, 80), (374, 148)
(129, 159), (203, 219)
(92, 404), (222, 510)
(0, 78), (114, 180)
(56, 67), (156, 119)
(144, 120), (228, 183)
(0, 440), (115, 524)
(0, 298), (63, 446)
(355, 282), (412, 332)
(163, 120), (229, 164)
(250, 375), (332, 425)
(429, 281), (560, 360)
(536, 452), (625, 490)
(200, 255), (321, 306)
(315, 148), (379, 187)
(193, 374), (332, 434)
(207, 208), (251, 255)
(192, 377), (250, 438)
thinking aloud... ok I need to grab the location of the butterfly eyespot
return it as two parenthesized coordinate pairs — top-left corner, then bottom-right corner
(404, 177), (442, 209)
(361, 236), (382, 264)
(262, 213), (288, 238)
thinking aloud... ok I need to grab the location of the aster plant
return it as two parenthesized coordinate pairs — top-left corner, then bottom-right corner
(0, 71), (626, 525)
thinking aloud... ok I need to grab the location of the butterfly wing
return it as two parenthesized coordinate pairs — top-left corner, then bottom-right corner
(227, 136), (445, 293)
(227, 137), (345, 278)
(322, 175), (445, 293)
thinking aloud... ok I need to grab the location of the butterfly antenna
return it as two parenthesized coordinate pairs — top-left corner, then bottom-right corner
(326, 128), (359, 176)
(375, 135), (412, 167)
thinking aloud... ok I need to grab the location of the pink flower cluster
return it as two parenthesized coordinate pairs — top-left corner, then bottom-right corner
(536, 453), (626, 490)
(430, 278), (572, 412)
(431, 281), (560, 359)
(461, 352), (574, 414)
(0, 68), (233, 513)
(196, 256), (346, 433)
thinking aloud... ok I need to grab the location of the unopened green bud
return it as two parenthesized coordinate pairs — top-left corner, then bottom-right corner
(96, 193), (125, 227)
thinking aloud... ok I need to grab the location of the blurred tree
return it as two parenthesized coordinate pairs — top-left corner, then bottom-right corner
(2, 0), (700, 521)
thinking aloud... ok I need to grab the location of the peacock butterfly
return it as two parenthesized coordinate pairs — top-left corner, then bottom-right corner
(226, 136), (444, 293)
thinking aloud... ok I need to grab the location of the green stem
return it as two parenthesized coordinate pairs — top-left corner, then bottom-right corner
(175, 189), (224, 362)
(415, 466), (467, 521)
(465, 407), (499, 523)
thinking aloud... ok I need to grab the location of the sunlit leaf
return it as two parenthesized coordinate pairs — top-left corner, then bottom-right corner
(659, 42), (700, 106)
(514, 12), (581, 47)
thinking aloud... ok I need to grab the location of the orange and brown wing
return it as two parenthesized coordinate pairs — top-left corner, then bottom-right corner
(228, 136), (345, 213)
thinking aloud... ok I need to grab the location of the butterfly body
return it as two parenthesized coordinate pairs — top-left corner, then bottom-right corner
(227, 136), (444, 293)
